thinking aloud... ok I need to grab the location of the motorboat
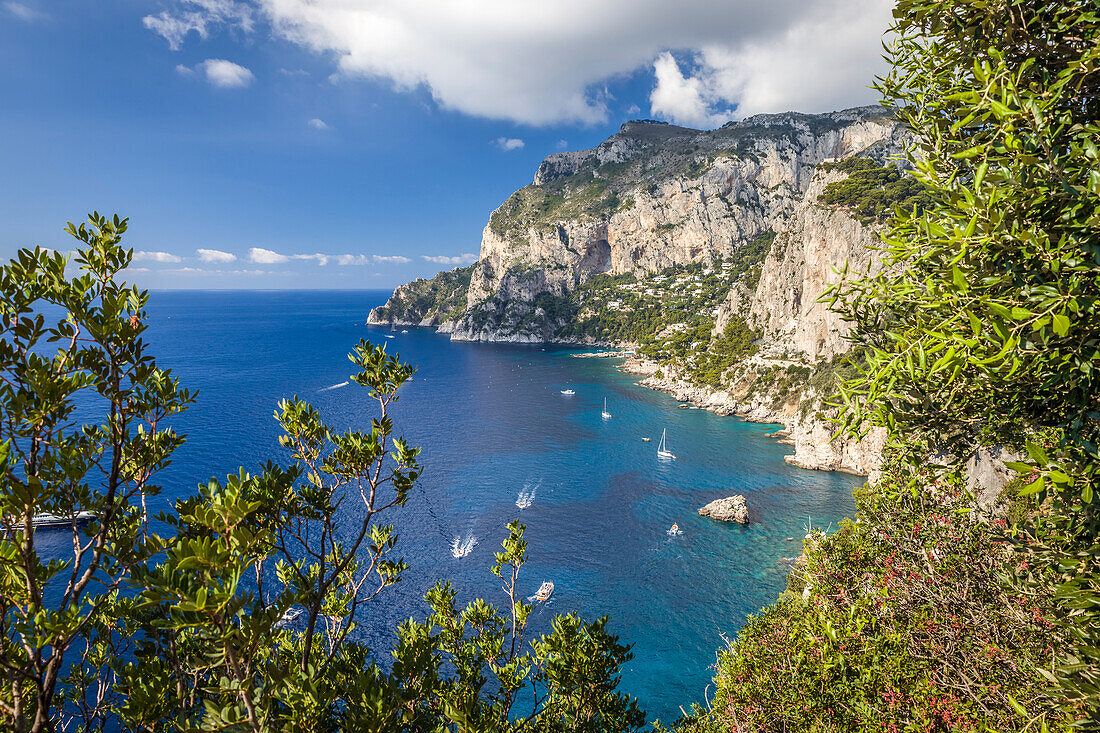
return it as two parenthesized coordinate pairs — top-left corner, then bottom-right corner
(560, 389), (575, 395)
(30, 511), (95, 528)
(535, 581), (554, 601)
(275, 607), (303, 628)
(667, 523), (682, 536)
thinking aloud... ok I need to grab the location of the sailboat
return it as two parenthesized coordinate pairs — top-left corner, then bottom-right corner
(657, 429), (676, 460)
(601, 397), (612, 419)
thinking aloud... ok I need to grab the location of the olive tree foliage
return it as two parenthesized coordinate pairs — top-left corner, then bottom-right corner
(0, 214), (192, 732)
(829, 0), (1100, 717)
(0, 215), (645, 732)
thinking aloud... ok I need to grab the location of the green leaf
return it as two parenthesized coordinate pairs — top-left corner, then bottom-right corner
(1053, 313), (1070, 337)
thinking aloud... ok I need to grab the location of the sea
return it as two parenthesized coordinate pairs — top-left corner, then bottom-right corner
(121, 290), (861, 722)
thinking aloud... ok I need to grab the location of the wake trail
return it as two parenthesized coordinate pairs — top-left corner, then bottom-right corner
(451, 534), (478, 558)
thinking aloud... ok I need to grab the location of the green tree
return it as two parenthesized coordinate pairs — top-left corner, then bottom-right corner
(832, 0), (1100, 720)
(0, 214), (645, 732)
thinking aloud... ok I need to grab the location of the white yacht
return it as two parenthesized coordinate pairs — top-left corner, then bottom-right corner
(30, 511), (95, 528)
(535, 581), (554, 601)
(560, 388), (575, 395)
(657, 429), (676, 460)
(601, 397), (611, 419)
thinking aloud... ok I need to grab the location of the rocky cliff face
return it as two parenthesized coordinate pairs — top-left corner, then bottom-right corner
(371, 106), (912, 474)
(441, 106), (906, 342)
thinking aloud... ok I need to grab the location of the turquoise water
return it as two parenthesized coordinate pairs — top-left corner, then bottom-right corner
(134, 290), (859, 722)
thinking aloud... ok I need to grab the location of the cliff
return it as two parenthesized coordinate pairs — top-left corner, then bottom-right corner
(369, 106), (916, 474)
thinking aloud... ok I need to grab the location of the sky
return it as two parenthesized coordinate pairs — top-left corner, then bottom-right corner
(0, 0), (893, 290)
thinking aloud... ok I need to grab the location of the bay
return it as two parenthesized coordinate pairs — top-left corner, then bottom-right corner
(132, 289), (859, 723)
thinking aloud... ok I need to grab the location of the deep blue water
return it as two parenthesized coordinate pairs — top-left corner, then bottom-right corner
(119, 290), (859, 722)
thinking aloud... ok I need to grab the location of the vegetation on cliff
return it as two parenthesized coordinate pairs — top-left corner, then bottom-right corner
(672, 0), (1100, 729)
(817, 157), (935, 222)
(369, 263), (474, 325)
(0, 217), (644, 731)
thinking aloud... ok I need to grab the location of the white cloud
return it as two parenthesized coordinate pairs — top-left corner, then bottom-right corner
(555, 139), (569, 149)
(649, 52), (728, 128)
(649, 0), (893, 124)
(134, 250), (183, 263)
(335, 254), (369, 266)
(249, 247), (288, 263)
(197, 248), (237, 263)
(143, 0), (254, 51)
(421, 253), (478, 265)
(625, 103), (641, 115)
(373, 255), (412, 264)
(291, 253), (330, 265)
(195, 58), (254, 88)
(308, 118), (330, 130)
(261, 0), (889, 124)
(4, 2), (44, 22)
(148, 0), (890, 124)
(495, 137), (525, 151)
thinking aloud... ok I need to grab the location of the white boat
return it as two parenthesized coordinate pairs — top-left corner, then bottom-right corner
(667, 523), (682, 536)
(535, 581), (554, 601)
(560, 389), (575, 395)
(401, 329), (408, 333)
(601, 397), (611, 419)
(384, 334), (395, 339)
(31, 511), (95, 528)
(657, 429), (676, 460)
(275, 607), (303, 628)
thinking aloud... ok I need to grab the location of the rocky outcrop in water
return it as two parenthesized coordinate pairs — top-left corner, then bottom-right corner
(699, 495), (749, 524)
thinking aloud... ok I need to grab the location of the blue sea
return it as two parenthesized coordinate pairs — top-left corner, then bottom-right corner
(132, 290), (859, 723)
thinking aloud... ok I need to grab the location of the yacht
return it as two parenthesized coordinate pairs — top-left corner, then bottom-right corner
(30, 511), (95, 528)
(601, 397), (612, 419)
(535, 581), (554, 601)
(657, 429), (676, 460)
(667, 523), (682, 536)
(560, 388), (575, 395)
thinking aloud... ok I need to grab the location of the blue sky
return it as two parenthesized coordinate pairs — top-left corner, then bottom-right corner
(0, 0), (890, 289)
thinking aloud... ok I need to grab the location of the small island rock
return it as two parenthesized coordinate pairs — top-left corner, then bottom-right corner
(698, 495), (749, 524)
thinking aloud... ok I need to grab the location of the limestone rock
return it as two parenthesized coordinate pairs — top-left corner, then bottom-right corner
(699, 495), (750, 524)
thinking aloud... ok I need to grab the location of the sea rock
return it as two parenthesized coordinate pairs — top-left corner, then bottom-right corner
(699, 495), (749, 524)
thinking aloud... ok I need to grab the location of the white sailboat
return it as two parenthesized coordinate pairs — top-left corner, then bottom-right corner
(657, 429), (676, 460)
(601, 397), (612, 419)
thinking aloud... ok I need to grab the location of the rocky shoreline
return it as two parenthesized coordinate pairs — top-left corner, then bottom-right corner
(602, 353), (884, 477)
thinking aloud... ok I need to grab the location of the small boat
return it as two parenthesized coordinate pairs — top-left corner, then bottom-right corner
(401, 329), (408, 333)
(30, 511), (95, 528)
(560, 389), (575, 395)
(641, 437), (651, 442)
(657, 429), (676, 460)
(535, 581), (554, 601)
(667, 523), (682, 536)
(275, 607), (303, 628)
(601, 397), (611, 419)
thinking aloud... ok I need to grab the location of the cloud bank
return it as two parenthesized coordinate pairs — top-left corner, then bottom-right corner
(147, 0), (890, 125)
(422, 254), (477, 266)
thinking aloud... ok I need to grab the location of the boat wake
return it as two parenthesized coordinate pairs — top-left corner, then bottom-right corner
(516, 480), (540, 509)
(450, 534), (478, 558)
(319, 381), (349, 392)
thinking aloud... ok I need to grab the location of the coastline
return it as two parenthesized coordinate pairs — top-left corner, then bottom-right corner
(579, 350), (883, 478)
